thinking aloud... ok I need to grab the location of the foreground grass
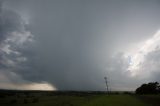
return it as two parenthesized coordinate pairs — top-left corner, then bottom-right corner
(0, 92), (159, 106)
(83, 95), (151, 106)
(136, 94), (160, 106)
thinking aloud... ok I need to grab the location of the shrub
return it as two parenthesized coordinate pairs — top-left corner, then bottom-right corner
(23, 99), (28, 104)
(136, 82), (160, 94)
(10, 99), (17, 104)
(32, 98), (39, 103)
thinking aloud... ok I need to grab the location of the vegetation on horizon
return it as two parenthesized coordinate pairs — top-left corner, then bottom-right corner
(136, 82), (160, 94)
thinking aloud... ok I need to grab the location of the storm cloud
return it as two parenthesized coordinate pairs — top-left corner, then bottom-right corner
(1, 0), (160, 91)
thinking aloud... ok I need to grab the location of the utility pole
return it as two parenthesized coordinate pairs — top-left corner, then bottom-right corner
(104, 76), (109, 93)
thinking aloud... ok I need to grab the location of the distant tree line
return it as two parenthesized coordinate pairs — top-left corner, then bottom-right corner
(136, 82), (160, 94)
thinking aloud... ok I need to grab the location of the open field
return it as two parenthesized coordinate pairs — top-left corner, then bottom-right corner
(0, 90), (160, 106)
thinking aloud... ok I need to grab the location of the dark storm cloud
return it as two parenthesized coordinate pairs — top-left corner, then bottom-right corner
(2, 0), (160, 90)
(0, 6), (23, 41)
(0, 1), (34, 87)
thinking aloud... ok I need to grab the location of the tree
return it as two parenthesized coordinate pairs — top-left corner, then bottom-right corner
(136, 82), (160, 94)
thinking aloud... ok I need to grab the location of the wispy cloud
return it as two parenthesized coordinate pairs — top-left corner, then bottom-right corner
(128, 30), (160, 78)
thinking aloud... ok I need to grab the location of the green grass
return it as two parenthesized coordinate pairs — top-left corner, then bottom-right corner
(0, 93), (160, 106)
(83, 95), (151, 106)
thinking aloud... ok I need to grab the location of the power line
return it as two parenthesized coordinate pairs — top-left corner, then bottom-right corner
(104, 76), (109, 93)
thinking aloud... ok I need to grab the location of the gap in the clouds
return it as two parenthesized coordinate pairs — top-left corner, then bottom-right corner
(126, 30), (160, 78)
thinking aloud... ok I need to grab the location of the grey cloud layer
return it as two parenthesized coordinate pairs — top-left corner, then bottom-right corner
(1, 0), (160, 90)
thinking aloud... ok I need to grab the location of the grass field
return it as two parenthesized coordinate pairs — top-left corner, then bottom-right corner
(0, 91), (160, 106)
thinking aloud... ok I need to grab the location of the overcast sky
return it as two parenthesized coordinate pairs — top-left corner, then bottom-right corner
(1, 0), (160, 91)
